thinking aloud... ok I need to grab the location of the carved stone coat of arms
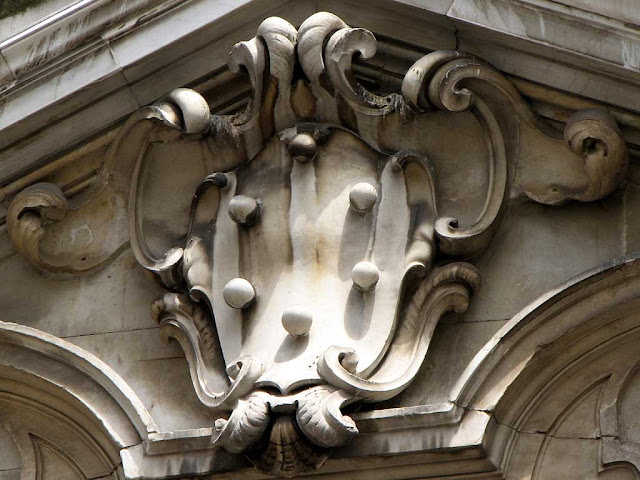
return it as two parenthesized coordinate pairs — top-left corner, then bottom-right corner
(46, 10), (621, 479)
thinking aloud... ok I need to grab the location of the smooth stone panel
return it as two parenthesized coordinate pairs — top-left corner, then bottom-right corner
(464, 194), (624, 322)
(624, 184), (640, 255)
(68, 328), (213, 431)
(388, 319), (508, 407)
(0, 244), (215, 431)
(0, 425), (20, 472)
(0, 249), (164, 337)
(0, 473), (20, 480)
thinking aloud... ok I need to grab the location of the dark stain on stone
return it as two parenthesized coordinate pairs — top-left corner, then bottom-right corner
(1, 0), (51, 20)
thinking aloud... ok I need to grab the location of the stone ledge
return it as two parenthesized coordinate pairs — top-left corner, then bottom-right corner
(2, 0), (640, 189)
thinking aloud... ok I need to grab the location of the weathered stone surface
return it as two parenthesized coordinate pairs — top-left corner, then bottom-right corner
(0, 250), (159, 337)
(465, 194), (624, 322)
(0, 248), (213, 432)
(1, 3), (640, 480)
(67, 328), (213, 432)
(390, 319), (509, 407)
(0, 0), (72, 40)
(0, 426), (20, 479)
(625, 184), (640, 254)
(557, 0), (640, 26)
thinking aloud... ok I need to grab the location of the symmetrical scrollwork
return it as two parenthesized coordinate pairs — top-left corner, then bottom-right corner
(4, 9), (629, 479)
(120, 12), (629, 478)
(7, 183), (68, 272)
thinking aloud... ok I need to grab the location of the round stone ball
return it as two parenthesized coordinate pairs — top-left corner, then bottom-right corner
(281, 305), (313, 336)
(351, 261), (380, 292)
(222, 278), (256, 309)
(349, 182), (378, 213)
(228, 195), (260, 225)
(288, 133), (317, 162)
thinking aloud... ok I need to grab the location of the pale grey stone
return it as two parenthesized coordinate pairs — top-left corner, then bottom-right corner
(0, 0), (76, 42)
(390, 319), (509, 407)
(542, 0), (640, 30)
(465, 195), (624, 322)
(1, 4), (640, 480)
(0, 250), (158, 337)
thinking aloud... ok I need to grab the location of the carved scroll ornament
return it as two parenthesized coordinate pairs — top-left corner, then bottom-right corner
(5, 10), (629, 479)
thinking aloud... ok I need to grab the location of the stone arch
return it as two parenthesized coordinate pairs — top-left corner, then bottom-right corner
(0, 321), (157, 479)
(450, 254), (640, 479)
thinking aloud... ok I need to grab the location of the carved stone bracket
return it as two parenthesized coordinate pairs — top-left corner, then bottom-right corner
(4, 10), (630, 478)
(7, 183), (68, 272)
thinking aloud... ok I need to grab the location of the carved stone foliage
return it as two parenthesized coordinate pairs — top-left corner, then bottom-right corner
(4, 10), (629, 479)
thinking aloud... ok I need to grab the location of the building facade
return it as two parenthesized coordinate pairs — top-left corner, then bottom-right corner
(1, 0), (640, 478)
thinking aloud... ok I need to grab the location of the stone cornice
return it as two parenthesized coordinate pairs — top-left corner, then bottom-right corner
(0, 0), (181, 88)
(2, 0), (640, 191)
(1, 6), (639, 478)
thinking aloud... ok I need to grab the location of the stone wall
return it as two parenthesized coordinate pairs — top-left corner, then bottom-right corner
(2, 1), (640, 478)
(1, 173), (636, 477)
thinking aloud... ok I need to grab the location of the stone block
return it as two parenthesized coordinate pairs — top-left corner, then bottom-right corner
(389, 319), (508, 407)
(67, 327), (214, 431)
(465, 194), (623, 322)
(0, 249), (163, 337)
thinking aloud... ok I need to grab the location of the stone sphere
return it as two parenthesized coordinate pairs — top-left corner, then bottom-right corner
(228, 195), (260, 225)
(222, 278), (256, 309)
(351, 261), (380, 292)
(281, 305), (313, 336)
(349, 182), (378, 212)
(288, 133), (317, 162)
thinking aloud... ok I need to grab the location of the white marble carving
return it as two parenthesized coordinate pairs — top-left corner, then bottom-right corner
(4, 10), (630, 479)
(123, 13), (628, 478)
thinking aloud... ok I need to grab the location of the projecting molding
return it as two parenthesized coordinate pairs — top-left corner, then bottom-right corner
(4, 10), (630, 478)
(3, 0), (640, 191)
(2, 8), (637, 480)
(0, 321), (157, 479)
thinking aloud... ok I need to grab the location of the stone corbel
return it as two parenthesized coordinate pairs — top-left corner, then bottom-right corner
(2, 10), (631, 479)
(7, 183), (68, 272)
(3, 89), (211, 276)
(402, 50), (628, 207)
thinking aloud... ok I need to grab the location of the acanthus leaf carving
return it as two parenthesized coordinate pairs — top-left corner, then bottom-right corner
(295, 385), (358, 449)
(4, 10), (631, 479)
(212, 385), (357, 477)
(212, 391), (271, 454)
(121, 12), (629, 478)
